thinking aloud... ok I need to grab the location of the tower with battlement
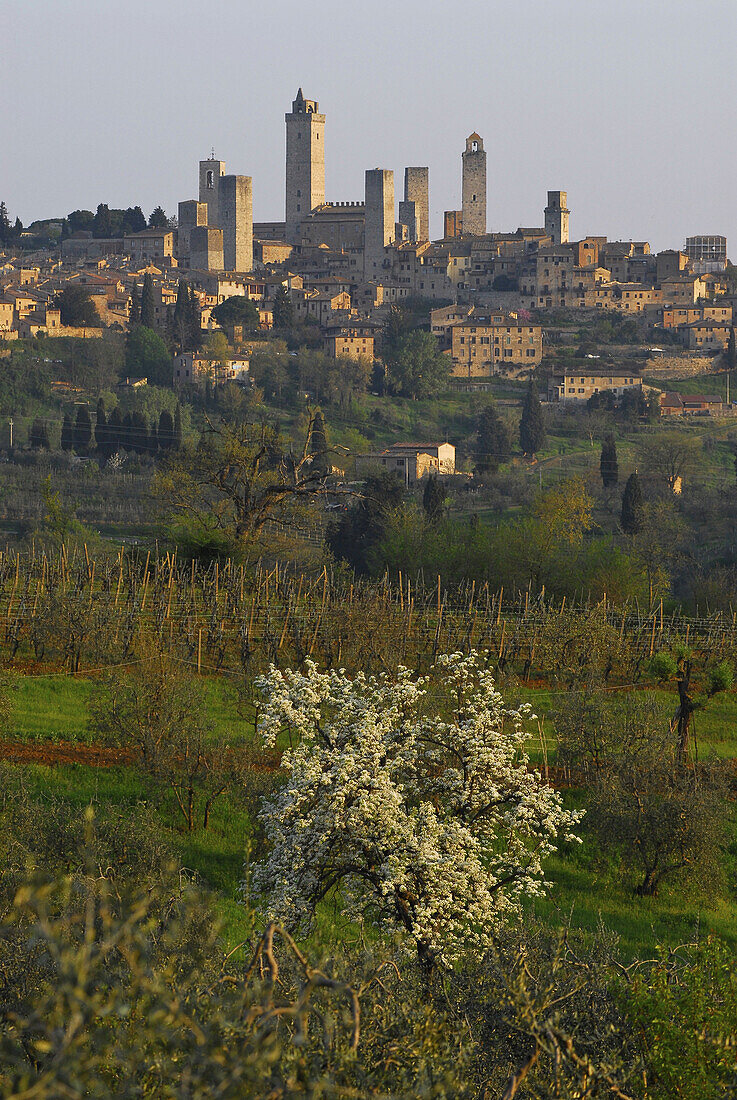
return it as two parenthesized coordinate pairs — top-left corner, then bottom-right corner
(285, 88), (326, 243)
(544, 190), (570, 244)
(461, 134), (486, 236)
(364, 169), (394, 279)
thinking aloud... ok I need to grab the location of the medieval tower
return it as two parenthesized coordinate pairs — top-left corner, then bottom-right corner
(461, 134), (486, 236)
(544, 190), (570, 244)
(219, 175), (253, 272)
(285, 88), (326, 243)
(399, 167), (429, 242)
(364, 169), (394, 279)
(199, 156), (225, 228)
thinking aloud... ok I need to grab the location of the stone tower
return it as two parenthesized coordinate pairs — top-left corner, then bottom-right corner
(399, 167), (429, 242)
(364, 169), (394, 279)
(461, 134), (486, 236)
(285, 88), (326, 243)
(544, 190), (570, 244)
(219, 175), (253, 272)
(199, 156), (225, 228)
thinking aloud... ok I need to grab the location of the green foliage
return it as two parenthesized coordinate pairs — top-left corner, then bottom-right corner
(708, 660), (733, 696)
(599, 432), (618, 487)
(54, 285), (99, 327)
(620, 471), (644, 534)
(326, 471), (404, 574)
(73, 405), (92, 453)
(148, 205), (169, 228)
(271, 285), (293, 329)
(387, 329), (450, 399)
(650, 651), (678, 682)
(211, 294), (259, 333)
(474, 400), (511, 475)
(626, 937), (737, 1098)
(139, 272), (156, 330)
(422, 473), (446, 522)
(124, 325), (170, 386)
(519, 380), (546, 455)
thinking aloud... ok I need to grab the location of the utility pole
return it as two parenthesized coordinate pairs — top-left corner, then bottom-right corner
(8, 417), (12, 449)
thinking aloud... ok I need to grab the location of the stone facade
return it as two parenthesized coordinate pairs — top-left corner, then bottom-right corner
(199, 158), (225, 227)
(449, 313), (543, 377)
(364, 169), (394, 280)
(219, 175), (253, 272)
(461, 134), (486, 236)
(189, 226), (224, 272)
(402, 167), (429, 242)
(177, 200), (208, 259)
(285, 88), (325, 243)
(544, 191), (570, 245)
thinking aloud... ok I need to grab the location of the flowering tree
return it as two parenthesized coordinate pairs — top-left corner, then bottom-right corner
(252, 653), (582, 968)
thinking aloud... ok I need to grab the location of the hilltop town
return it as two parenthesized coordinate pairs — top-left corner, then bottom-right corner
(1, 87), (733, 421)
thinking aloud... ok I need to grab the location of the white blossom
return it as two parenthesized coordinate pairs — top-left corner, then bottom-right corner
(249, 652), (583, 967)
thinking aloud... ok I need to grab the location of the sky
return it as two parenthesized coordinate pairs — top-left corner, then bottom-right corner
(3, 0), (737, 254)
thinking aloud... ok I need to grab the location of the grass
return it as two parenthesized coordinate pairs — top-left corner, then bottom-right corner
(5, 673), (253, 744)
(7, 669), (737, 958)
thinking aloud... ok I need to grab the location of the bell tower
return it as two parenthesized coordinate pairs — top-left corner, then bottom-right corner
(285, 88), (326, 244)
(461, 133), (486, 236)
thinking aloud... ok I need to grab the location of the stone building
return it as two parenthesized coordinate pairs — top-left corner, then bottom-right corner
(449, 313), (543, 377)
(549, 368), (642, 404)
(461, 134), (486, 236)
(285, 88), (326, 243)
(199, 157), (225, 227)
(364, 169), (394, 280)
(398, 167), (429, 242)
(177, 200), (208, 259)
(544, 191), (570, 245)
(219, 175), (253, 272)
(189, 226), (224, 272)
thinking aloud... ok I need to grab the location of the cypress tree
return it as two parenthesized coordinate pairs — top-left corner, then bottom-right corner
(73, 406), (93, 453)
(600, 433), (619, 488)
(158, 409), (174, 450)
(185, 285), (201, 350)
(475, 402), (511, 475)
(308, 408), (329, 477)
(121, 412), (134, 451)
(30, 417), (50, 450)
(131, 411), (148, 455)
(519, 380), (546, 456)
(728, 326), (736, 372)
(129, 283), (141, 327)
(621, 471), (644, 534)
(61, 413), (74, 452)
(422, 473), (447, 523)
(272, 284), (293, 329)
(140, 273), (156, 329)
(173, 279), (189, 349)
(148, 419), (159, 455)
(107, 406), (123, 452)
(95, 397), (107, 450)
(173, 403), (182, 450)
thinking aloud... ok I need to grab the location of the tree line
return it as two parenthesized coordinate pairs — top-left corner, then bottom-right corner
(30, 397), (182, 457)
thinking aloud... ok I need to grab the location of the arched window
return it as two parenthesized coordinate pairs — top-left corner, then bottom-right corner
(206, 170), (214, 188)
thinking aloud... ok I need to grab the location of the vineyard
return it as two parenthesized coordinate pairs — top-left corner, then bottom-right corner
(3, 543), (737, 687)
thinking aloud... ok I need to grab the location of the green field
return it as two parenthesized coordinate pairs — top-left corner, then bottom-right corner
(7, 672), (737, 960)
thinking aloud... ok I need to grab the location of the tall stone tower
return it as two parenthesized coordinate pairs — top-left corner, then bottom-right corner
(199, 156), (225, 228)
(399, 167), (429, 242)
(364, 169), (394, 280)
(219, 175), (253, 271)
(544, 191), (570, 244)
(461, 134), (486, 236)
(285, 88), (326, 243)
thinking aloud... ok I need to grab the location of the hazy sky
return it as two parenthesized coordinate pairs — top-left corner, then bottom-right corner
(4, 0), (737, 253)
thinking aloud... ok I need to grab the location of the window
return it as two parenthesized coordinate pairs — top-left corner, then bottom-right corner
(206, 170), (214, 188)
